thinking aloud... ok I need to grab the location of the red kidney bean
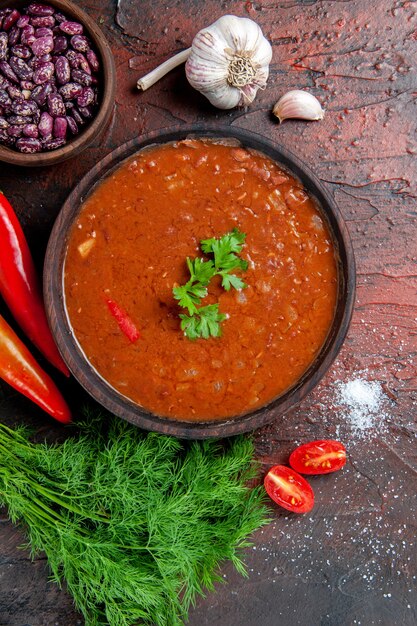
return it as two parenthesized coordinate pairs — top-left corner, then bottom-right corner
(11, 45), (32, 60)
(0, 75), (11, 88)
(66, 114), (78, 135)
(70, 35), (90, 53)
(16, 136), (42, 152)
(30, 81), (52, 105)
(0, 128), (15, 145)
(52, 35), (67, 54)
(0, 33), (8, 61)
(28, 3), (55, 16)
(8, 27), (21, 47)
(30, 15), (55, 27)
(28, 54), (50, 70)
(38, 110), (53, 136)
(71, 68), (92, 87)
(22, 122), (39, 138)
(0, 116), (8, 128)
(59, 21), (83, 36)
(86, 49), (99, 72)
(43, 136), (65, 150)
(34, 27), (54, 38)
(47, 91), (65, 116)
(2, 10), (21, 31)
(76, 86), (94, 108)
(77, 105), (93, 119)
(54, 12), (67, 23)
(8, 114), (28, 125)
(70, 107), (84, 126)
(7, 124), (23, 138)
(17, 15), (31, 28)
(21, 25), (35, 45)
(7, 83), (24, 100)
(20, 79), (35, 90)
(59, 81), (83, 100)
(10, 57), (34, 81)
(33, 61), (54, 84)
(0, 89), (12, 109)
(65, 49), (80, 68)
(76, 53), (91, 75)
(53, 115), (67, 138)
(31, 35), (54, 56)
(0, 60), (19, 84)
(55, 56), (70, 85)
(0, 88), (12, 107)
(11, 99), (38, 116)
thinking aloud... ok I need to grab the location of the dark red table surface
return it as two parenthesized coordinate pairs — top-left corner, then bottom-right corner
(1, 1), (416, 625)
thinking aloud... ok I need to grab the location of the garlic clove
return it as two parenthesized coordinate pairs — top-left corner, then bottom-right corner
(273, 90), (325, 123)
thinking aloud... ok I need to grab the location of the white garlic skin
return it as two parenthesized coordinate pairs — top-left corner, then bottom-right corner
(273, 90), (325, 123)
(185, 15), (272, 110)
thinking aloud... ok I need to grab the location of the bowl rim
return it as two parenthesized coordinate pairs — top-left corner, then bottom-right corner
(44, 124), (356, 439)
(0, 0), (116, 166)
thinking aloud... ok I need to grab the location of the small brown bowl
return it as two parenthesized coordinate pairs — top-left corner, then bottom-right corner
(44, 125), (356, 439)
(0, 0), (116, 167)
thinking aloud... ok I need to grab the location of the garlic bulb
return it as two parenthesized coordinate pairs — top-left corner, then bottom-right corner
(186, 15), (272, 109)
(137, 15), (272, 110)
(273, 90), (324, 123)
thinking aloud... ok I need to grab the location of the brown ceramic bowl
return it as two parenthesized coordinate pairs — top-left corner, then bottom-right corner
(0, 0), (116, 166)
(44, 126), (356, 439)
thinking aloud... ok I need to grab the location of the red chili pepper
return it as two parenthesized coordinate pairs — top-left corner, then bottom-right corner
(0, 314), (71, 423)
(0, 191), (69, 376)
(106, 298), (140, 343)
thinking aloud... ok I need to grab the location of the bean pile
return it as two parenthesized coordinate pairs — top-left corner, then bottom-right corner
(0, 3), (101, 154)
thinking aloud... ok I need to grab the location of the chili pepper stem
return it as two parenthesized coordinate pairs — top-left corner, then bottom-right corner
(137, 48), (192, 91)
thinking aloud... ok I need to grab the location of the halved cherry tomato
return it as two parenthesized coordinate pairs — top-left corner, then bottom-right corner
(264, 465), (314, 514)
(289, 440), (346, 475)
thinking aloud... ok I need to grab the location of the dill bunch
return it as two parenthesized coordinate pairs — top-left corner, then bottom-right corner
(0, 413), (269, 626)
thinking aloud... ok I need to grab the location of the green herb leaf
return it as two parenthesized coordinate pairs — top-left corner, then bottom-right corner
(173, 281), (208, 315)
(0, 413), (269, 626)
(220, 272), (247, 292)
(201, 227), (246, 257)
(173, 229), (248, 340)
(180, 304), (227, 340)
(187, 257), (216, 286)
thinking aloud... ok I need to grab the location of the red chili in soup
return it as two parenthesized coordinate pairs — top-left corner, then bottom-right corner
(64, 139), (338, 421)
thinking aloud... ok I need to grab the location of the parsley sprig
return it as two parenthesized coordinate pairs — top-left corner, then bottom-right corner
(173, 228), (248, 340)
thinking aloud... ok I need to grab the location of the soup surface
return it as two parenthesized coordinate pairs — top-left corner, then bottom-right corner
(64, 139), (338, 421)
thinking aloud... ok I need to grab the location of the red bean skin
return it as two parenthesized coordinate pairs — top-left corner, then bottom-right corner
(38, 110), (53, 137)
(53, 115), (67, 138)
(15, 136), (42, 152)
(59, 21), (83, 36)
(55, 56), (70, 85)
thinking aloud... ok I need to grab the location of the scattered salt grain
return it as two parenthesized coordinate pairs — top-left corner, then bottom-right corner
(337, 378), (387, 438)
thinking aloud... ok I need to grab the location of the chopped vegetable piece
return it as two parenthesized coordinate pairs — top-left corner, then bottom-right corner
(0, 191), (69, 375)
(77, 237), (96, 258)
(0, 314), (71, 423)
(264, 464), (314, 513)
(106, 298), (140, 343)
(289, 440), (347, 475)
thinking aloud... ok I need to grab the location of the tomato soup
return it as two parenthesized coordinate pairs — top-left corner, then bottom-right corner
(64, 139), (338, 421)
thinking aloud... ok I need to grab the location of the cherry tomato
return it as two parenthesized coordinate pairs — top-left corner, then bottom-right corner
(264, 465), (314, 514)
(289, 440), (346, 475)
